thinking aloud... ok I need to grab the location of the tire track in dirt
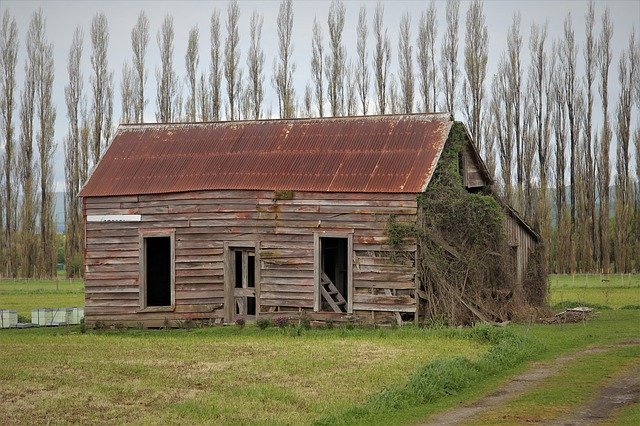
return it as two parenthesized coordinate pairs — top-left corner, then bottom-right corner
(549, 363), (640, 425)
(419, 339), (640, 426)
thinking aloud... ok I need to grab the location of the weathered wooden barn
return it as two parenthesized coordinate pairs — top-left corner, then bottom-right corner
(79, 113), (538, 326)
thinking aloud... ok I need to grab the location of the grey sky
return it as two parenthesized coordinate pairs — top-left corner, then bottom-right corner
(2, 0), (639, 191)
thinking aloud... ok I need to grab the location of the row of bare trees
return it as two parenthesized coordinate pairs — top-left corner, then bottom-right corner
(1, 1), (639, 278)
(1, 10), (57, 278)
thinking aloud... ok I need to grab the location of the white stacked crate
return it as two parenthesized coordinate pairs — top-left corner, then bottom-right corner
(65, 307), (84, 325)
(0, 310), (18, 328)
(31, 308), (67, 326)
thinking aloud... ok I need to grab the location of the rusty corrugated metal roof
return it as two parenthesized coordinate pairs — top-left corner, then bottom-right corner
(79, 113), (453, 197)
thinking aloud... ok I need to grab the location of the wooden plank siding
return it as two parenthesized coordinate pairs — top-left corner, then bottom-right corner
(83, 190), (418, 325)
(505, 213), (536, 285)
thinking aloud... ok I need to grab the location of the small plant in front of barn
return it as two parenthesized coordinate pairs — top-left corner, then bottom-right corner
(274, 315), (289, 328)
(235, 316), (245, 328)
(298, 311), (311, 330)
(256, 317), (272, 329)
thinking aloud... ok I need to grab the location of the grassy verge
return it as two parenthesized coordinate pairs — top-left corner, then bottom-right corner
(0, 325), (487, 424)
(465, 344), (640, 424)
(315, 325), (542, 425)
(0, 278), (84, 319)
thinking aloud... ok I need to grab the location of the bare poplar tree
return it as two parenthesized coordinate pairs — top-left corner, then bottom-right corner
(614, 31), (637, 273)
(528, 21), (552, 251)
(79, 101), (90, 184)
(274, 0), (295, 118)
(597, 8), (613, 273)
(507, 13), (523, 209)
(440, 0), (460, 113)
(120, 62), (134, 123)
(398, 13), (414, 113)
(388, 74), (400, 114)
(311, 18), (325, 117)
(32, 10), (57, 278)
(356, 6), (370, 115)
(197, 73), (210, 121)
(19, 29), (37, 278)
(224, 0), (241, 120)
(64, 27), (83, 277)
(131, 11), (149, 123)
(580, 1), (597, 270)
(155, 14), (177, 123)
(90, 13), (113, 165)
(462, 0), (488, 149)
(0, 10), (18, 277)
(560, 13), (579, 227)
(303, 82), (313, 117)
(185, 26), (199, 122)
(326, 0), (346, 117)
(345, 61), (357, 115)
(19, 10), (44, 277)
(246, 11), (265, 120)
(417, 2), (438, 112)
(491, 58), (513, 201)
(373, 2), (391, 114)
(521, 93), (536, 218)
(483, 106), (496, 179)
(210, 8), (222, 121)
(551, 40), (570, 272)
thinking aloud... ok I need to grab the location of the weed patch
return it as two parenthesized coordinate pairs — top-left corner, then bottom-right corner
(315, 325), (542, 425)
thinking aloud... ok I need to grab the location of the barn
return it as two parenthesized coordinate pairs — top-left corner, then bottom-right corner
(79, 113), (539, 327)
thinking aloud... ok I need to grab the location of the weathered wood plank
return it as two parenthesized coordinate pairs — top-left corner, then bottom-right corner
(352, 303), (416, 313)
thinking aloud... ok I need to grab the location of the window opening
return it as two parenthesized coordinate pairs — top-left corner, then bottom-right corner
(145, 236), (171, 307)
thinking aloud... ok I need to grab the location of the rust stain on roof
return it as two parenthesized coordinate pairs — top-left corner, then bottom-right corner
(80, 114), (453, 197)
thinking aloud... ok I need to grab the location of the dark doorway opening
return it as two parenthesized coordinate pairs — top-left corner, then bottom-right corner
(320, 237), (349, 312)
(145, 236), (171, 307)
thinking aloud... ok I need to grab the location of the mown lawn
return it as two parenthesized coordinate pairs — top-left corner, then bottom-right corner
(0, 278), (84, 319)
(549, 273), (640, 309)
(0, 325), (488, 424)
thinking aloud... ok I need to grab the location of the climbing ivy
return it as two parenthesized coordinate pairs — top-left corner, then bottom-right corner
(386, 122), (539, 325)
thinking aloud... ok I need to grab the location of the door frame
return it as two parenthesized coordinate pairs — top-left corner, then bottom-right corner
(223, 241), (260, 323)
(313, 232), (353, 313)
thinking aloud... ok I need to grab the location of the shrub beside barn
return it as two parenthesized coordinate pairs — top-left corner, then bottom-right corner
(79, 114), (543, 327)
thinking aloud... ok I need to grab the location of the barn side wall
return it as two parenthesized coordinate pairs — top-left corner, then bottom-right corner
(83, 190), (417, 326)
(505, 213), (536, 285)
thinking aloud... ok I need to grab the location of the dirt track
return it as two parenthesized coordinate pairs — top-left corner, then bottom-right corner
(420, 339), (640, 425)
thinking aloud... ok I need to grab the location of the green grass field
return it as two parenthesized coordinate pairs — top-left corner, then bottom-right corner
(1, 275), (639, 424)
(0, 326), (488, 424)
(0, 278), (84, 319)
(549, 273), (640, 309)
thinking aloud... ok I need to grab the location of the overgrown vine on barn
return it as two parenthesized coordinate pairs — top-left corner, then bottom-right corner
(386, 122), (532, 325)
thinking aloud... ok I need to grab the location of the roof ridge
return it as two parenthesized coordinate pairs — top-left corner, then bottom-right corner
(118, 112), (453, 130)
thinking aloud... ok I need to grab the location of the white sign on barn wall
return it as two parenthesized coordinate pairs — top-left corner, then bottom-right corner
(86, 215), (142, 222)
